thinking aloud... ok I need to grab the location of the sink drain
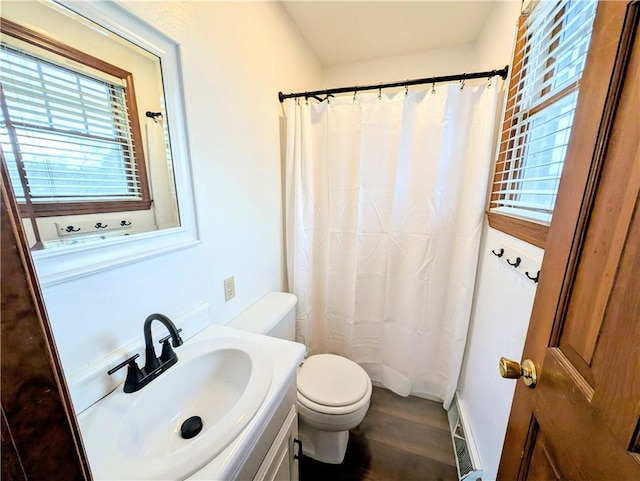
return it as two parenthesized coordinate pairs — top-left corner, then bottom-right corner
(180, 416), (203, 439)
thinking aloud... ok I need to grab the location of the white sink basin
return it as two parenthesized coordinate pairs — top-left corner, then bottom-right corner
(79, 336), (272, 480)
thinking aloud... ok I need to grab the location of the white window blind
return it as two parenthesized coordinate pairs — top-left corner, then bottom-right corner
(0, 44), (142, 204)
(490, 0), (597, 225)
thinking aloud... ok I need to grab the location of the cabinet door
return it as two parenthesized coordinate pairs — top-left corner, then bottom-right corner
(254, 405), (299, 481)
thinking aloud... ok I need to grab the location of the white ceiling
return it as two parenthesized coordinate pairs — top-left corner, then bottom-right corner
(281, 1), (497, 67)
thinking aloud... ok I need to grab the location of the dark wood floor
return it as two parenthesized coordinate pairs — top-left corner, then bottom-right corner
(300, 386), (458, 481)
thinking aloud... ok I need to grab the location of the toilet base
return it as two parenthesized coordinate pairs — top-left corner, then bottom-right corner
(298, 417), (349, 464)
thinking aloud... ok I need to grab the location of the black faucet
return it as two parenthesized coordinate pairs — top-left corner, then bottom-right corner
(107, 313), (184, 393)
(143, 313), (183, 371)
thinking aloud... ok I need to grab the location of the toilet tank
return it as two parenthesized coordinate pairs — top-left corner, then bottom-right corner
(227, 292), (297, 341)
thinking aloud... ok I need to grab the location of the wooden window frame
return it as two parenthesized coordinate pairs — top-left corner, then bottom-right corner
(488, 5), (587, 249)
(0, 18), (152, 218)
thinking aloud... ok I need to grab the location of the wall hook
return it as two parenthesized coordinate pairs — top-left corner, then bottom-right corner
(491, 248), (504, 258)
(65, 225), (81, 233)
(145, 111), (162, 124)
(120, 220), (132, 227)
(506, 256), (521, 268)
(95, 222), (108, 229)
(526, 270), (540, 283)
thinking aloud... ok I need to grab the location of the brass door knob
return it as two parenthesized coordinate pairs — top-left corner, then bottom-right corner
(499, 357), (537, 388)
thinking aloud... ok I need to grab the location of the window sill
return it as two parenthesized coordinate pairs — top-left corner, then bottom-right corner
(487, 211), (548, 249)
(19, 199), (153, 217)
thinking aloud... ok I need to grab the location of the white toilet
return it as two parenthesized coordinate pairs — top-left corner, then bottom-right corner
(227, 292), (372, 464)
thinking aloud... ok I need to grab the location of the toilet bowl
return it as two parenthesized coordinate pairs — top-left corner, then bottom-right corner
(295, 354), (372, 463)
(227, 292), (372, 464)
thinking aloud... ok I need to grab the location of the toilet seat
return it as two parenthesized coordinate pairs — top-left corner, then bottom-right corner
(297, 354), (372, 415)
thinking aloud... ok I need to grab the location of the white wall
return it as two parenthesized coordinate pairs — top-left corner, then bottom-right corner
(473, 1), (522, 72)
(37, 1), (321, 395)
(456, 3), (540, 481)
(458, 226), (542, 480)
(323, 43), (476, 89)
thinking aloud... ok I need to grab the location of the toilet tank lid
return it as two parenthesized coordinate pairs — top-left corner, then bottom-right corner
(227, 292), (297, 334)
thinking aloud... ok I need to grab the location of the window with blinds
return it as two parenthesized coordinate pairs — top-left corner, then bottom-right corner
(0, 37), (149, 217)
(488, 0), (598, 244)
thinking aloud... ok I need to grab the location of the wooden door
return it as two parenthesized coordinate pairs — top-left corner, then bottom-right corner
(1, 163), (91, 477)
(498, 2), (640, 479)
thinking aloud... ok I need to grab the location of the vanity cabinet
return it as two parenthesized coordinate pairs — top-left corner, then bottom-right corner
(253, 405), (299, 481)
(229, 376), (301, 481)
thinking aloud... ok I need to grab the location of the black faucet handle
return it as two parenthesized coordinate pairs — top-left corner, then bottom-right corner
(158, 328), (183, 345)
(159, 339), (178, 364)
(107, 354), (144, 393)
(107, 353), (140, 376)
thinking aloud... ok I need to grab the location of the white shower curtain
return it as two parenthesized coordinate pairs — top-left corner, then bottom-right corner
(284, 82), (498, 408)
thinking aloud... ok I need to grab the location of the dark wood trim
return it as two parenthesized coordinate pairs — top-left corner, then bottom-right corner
(488, 6), (586, 247)
(549, 0), (640, 400)
(548, 0), (640, 354)
(528, 80), (579, 117)
(123, 72), (151, 203)
(487, 211), (548, 248)
(18, 199), (153, 218)
(0, 18), (151, 222)
(0, 86), (43, 244)
(517, 415), (539, 481)
(629, 418), (640, 454)
(1, 161), (92, 478)
(490, 15), (528, 210)
(497, 2), (634, 478)
(1, 406), (28, 481)
(0, 18), (129, 79)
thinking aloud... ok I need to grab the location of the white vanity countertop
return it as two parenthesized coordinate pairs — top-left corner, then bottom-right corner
(184, 323), (305, 480)
(78, 322), (305, 481)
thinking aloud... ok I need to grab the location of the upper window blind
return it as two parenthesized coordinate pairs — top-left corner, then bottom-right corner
(489, 0), (597, 227)
(0, 44), (142, 206)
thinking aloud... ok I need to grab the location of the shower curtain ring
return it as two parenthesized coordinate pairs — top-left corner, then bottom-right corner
(405, 84), (409, 96)
(431, 78), (436, 94)
(460, 74), (466, 91)
(378, 87), (382, 100)
(353, 90), (357, 102)
(487, 75), (493, 89)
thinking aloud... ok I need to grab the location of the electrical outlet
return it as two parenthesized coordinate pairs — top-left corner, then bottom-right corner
(224, 276), (235, 302)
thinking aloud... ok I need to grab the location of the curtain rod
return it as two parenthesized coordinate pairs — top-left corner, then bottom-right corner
(278, 65), (509, 103)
